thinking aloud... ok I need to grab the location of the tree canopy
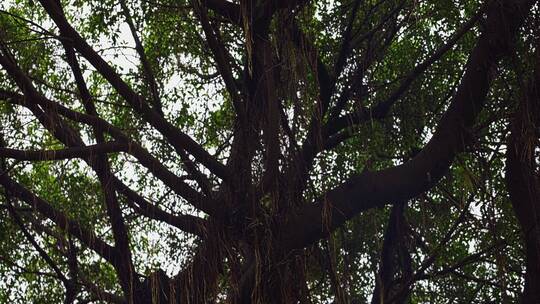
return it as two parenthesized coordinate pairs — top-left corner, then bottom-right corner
(0, 0), (539, 303)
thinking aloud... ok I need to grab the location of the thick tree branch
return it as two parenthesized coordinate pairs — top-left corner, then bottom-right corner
(371, 202), (409, 304)
(505, 37), (540, 304)
(289, 3), (482, 210)
(282, 0), (535, 251)
(206, 0), (241, 24)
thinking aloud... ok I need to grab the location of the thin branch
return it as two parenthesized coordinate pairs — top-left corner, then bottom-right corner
(0, 89), (221, 215)
(0, 175), (118, 266)
(0, 141), (128, 161)
(119, 0), (163, 114)
(193, 0), (246, 132)
(324, 5), (485, 138)
(37, 0), (231, 181)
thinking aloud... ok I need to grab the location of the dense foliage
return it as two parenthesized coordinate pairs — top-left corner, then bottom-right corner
(0, 0), (539, 303)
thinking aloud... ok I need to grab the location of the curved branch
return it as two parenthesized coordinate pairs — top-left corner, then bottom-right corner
(114, 178), (209, 238)
(282, 0), (535, 251)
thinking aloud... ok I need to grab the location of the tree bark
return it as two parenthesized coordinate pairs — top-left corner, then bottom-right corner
(505, 38), (540, 304)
